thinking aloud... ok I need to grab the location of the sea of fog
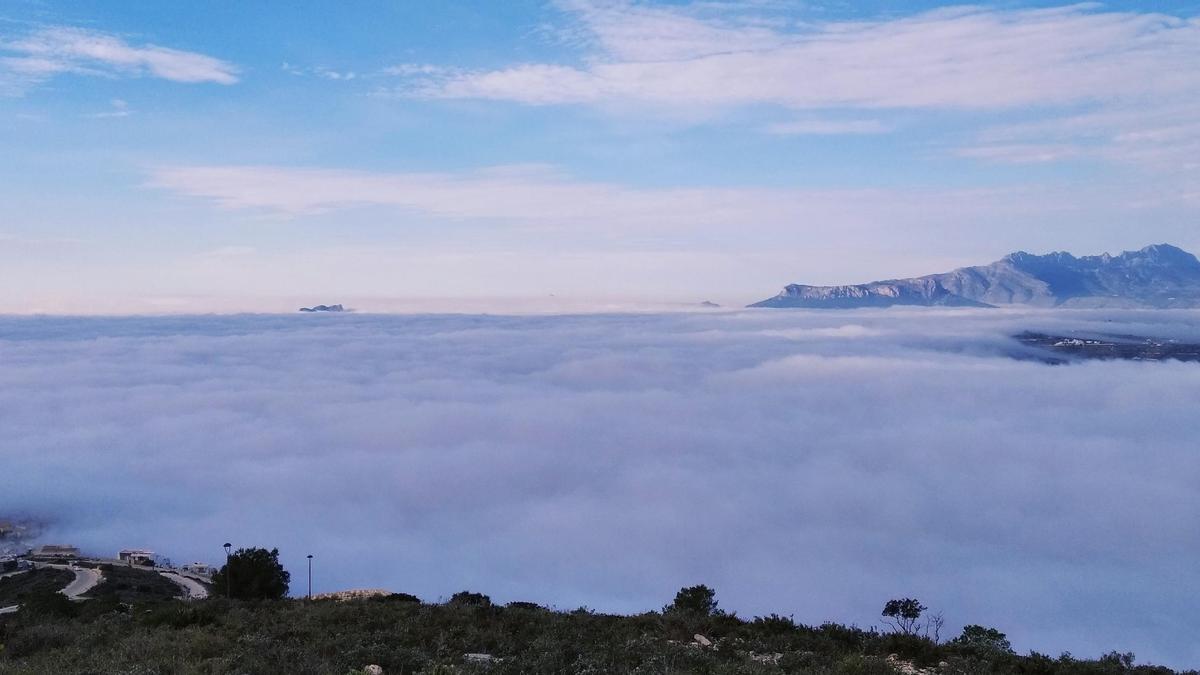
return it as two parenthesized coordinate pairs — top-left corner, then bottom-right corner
(2, 309), (1198, 666)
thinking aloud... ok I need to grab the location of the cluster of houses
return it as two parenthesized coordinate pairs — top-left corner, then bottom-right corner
(0, 556), (32, 573)
(3, 524), (216, 578)
(1, 544), (214, 579)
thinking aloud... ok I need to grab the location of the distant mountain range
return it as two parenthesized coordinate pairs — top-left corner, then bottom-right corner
(750, 244), (1200, 309)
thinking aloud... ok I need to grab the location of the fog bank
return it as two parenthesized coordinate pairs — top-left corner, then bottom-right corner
(1, 309), (1197, 666)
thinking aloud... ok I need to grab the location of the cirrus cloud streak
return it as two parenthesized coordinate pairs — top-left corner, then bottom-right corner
(0, 25), (238, 94)
(398, 3), (1200, 112)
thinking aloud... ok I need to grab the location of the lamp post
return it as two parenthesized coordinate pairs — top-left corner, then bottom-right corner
(223, 543), (232, 599)
(306, 554), (313, 600)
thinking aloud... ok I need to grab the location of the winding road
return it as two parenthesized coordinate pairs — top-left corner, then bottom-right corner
(160, 571), (210, 600)
(0, 563), (104, 615)
(2, 561), (212, 613)
(55, 565), (103, 599)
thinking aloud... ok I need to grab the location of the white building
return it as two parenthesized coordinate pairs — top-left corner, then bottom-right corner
(30, 544), (80, 559)
(118, 549), (157, 566)
(181, 562), (214, 577)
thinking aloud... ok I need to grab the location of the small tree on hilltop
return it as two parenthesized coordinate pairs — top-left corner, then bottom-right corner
(952, 625), (1013, 653)
(448, 591), (492, 607)
(666, 584), (719, 616)
(882, 598), (927, 635)
(1099, 651), (1136, 669)
(211, 547), (290, 600)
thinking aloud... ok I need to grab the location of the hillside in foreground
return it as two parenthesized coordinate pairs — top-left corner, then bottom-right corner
(0, 583), (1193, 675)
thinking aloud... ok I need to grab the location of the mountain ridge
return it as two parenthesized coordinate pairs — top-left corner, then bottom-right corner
(749, 244), (1200, 309)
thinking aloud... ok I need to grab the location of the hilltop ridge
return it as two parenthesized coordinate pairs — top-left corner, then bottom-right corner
(751, 244), (1200, 309)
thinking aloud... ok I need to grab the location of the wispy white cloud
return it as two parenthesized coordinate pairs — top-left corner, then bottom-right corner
(140, 162), (1200, 297)
(0, 232), (85, 246)
(955, 143), (1084, 164)
(82, 97), (132, 119)
(196, 245), (257, 259)
(767, 117), (892, 135)
(383, 0), (1200, 176)
(381, 63), (449, 77)
(966, 101), (1200, 175)
(146, 163), (1042, 231)
(397, 3), (1200, 112)
(552, 0), (796, 62)
(282, 62), (357, 80)
(0, 26), (238, 94)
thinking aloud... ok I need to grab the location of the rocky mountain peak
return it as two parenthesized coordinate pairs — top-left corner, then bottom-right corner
(751, 244), (1200, 309)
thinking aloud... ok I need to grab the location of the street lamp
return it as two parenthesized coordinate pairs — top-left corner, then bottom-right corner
(223, 543), (232, 599)
(306, 554), (313, 600)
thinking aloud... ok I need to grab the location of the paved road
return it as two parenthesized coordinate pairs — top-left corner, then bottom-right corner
(0, 563), (103, 615)
(47, 564), (103, 599)
(160, 571), (209, 600)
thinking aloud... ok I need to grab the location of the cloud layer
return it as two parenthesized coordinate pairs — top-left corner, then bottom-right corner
(401, 3), (1200, 111)
(384, 1), (1200, 182)
(0, 26), (238, 94)
(2, 309), (1199, 666)
(147, 163), (1030, 227)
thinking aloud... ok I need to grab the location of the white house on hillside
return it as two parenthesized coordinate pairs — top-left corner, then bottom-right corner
(31, 544), (80, 559)
(118, 549), (156, 566)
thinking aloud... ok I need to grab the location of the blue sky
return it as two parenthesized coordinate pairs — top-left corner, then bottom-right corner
(2, 1), (1199, 312)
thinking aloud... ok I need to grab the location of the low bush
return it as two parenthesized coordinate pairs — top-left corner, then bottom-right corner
(505, 601), (543, 611)
(447, 591), (492, 607)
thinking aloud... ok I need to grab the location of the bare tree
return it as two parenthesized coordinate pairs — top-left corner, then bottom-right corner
(924, 612), (944, 643)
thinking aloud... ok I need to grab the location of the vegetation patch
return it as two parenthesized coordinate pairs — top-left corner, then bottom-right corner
(0, 568), (72, 607)
(83, 564), (184, 604)
(0, 584), (1191, 675)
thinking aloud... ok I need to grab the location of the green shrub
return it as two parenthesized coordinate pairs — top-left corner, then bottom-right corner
(877, 633), (940, 666)
(20, 589), (76, 620)
(779, 650), (834, 673)
(951, 624), (1014, 654)
(140, 601), (222, 629)
(836, 654), (899, 675)
(210, 547), (290, 600)
(749, 613), (798, 634)
(3, 622), (75, 658)
(448, 591), (492, 607)
(939, 655), (996, 675)
(665, 584), (719, 616)
(505, 601), (542, 611)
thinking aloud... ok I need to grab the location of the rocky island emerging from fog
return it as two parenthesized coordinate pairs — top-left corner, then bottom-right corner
(751, 244), (1200, 309)
(1013, 332), (1200, 364)
(299, 304), (345, 313)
